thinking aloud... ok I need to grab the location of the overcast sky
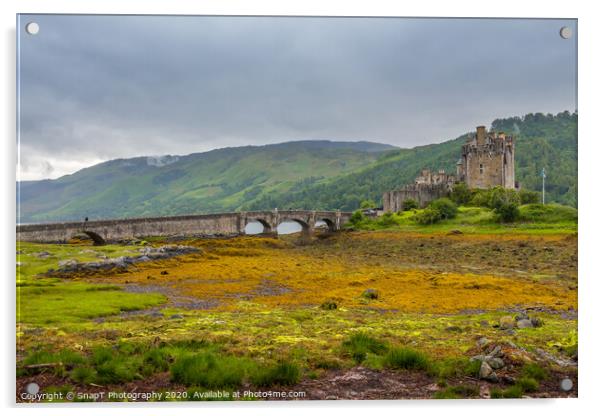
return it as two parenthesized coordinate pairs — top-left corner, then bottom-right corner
(17, 15), (577, 180)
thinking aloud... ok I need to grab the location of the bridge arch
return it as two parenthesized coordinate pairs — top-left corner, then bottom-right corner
(70, 230), (106, 245)
(317, 218), (336, 232)
(244, 218), (273, 235)
(277, 218), (310, 235)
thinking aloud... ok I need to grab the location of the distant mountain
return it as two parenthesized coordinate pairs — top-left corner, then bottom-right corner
(245, 111), (577, 211)
(17, 112), (577, 224)
(17, 141), (396, 223)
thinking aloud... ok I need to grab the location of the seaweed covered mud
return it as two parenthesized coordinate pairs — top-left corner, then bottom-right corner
(16, 227), (577, 401)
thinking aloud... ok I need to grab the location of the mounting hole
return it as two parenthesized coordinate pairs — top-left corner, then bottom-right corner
(559, 26), (572, 40)
(25, 22), (39, 35)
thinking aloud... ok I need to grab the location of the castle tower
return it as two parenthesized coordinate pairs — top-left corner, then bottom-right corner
(457, 126), (516, 189)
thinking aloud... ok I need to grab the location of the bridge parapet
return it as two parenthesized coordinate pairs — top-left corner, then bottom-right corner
(17, 210), (352, 243)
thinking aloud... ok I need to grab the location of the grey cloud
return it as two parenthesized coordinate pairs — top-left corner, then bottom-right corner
(17, 15), (577, 179)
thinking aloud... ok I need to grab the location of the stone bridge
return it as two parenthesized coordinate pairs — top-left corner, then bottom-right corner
(16, 210), (353, 245)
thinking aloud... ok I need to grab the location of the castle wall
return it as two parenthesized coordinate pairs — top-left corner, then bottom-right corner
(383, 184), (450, 212)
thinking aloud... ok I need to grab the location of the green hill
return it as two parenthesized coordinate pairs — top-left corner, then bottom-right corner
(17, 141), (396, 223)
(17, 112), (577, 223)
(245, 111), (577, 211)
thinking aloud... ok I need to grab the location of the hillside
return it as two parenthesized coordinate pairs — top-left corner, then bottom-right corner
(18, 141), (396, 223)
(18, 112), (577, 223)
(246, 111), (577, 211)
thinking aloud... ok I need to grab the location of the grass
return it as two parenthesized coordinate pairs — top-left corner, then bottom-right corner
(251, 361), (301, 387)
(347, 204), (577, 235)
(170, 352), (251, 388)
(434, 384), (480, 399)
(15, 231), (577, 400)
(342, 333), (388, 363)
(491, 385), (524, 399)
(381, 347), (430, 371)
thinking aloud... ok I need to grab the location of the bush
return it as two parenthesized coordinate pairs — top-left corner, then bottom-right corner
(251, 361), (300, 387)
(450, 183), (472, 205)
(320, 300), (338, 310)
(488, 187), (521, 211)
(429, 198), (458, 219)
(348, 210), (365, 226)
(496, 201), (520, 222)
(382, 347), (429, 370)
(342, 333), (387, 363)
(377, 212), (397, 227)
(360, 199), (377, 209)
(402, 198), (419, 211)
(519, 203), (578, 223)
(413, 207), (442, 225)
(518, 189), (540, 204)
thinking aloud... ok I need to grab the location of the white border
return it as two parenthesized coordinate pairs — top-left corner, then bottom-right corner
(2, 1), (599, 415)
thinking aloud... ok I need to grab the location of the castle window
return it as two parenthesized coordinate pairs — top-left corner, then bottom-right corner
(479, 164), (484, 174)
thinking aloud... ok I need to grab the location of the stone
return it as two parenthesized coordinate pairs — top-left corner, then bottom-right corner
(488, 345), (503, 358)
(487, 357), (505, 369)
(479, 361), (498, 382)
(477, 337), (490, 349)
(499, 316), (515, 329)
(169, 314), (184, 320)
(479, 320), (489, 327)
(470, 354), (486, 363)
(517, 319), (533, 329)
(149, 311), (164, 318)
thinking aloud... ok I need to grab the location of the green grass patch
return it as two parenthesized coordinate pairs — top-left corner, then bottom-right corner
(434, 384), (479, 399)
(251, 361), (301, 387)
(491, 385), (524, 399)
(170, 352), (253, 388)
(342, 332), (388, 363)
(381, 347), (429, 371)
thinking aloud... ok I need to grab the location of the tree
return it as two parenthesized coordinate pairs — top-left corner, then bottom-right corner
(402, 199), (418, 211)
(360, 199), (377, 209)
(450, 182), (472, 205)
(429, 198), (458, 219)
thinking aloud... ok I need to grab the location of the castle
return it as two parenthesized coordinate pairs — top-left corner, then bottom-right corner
(383, 125), (517, 212)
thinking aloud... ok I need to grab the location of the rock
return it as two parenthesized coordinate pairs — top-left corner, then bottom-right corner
(479, 361), (498, 382)
(479, 320), (489, 327)
(499, 316), (515, 329)
(149, 311), (164, 318)
(477, 337), (490, 349)
(514, 312), (529, 322)
(530, 317), (544, 328)
(169, 314), (184, 320)
(517, 319), (533, 329)
(58, 259), (78, 268)
(34, 251), (51, 258)
(470, 354), (486, 363)
(361, 288), (379, 299)
(160, 270), (169, 275)
(487, 357), (505, 369)
(488, 345), (503, 358)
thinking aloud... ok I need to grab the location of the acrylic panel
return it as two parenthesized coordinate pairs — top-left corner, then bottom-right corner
(16, 14), (577, 403)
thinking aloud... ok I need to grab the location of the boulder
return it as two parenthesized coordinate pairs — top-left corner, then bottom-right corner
(477, 337), (490, 349)
(499, 316), (515, 329)
(479, 361), (498, 382)
(487, 357), (505, 369)
(517, 319), (534, 329)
